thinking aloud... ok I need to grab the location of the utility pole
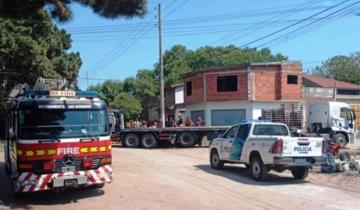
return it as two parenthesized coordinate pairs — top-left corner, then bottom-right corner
(86, 71), (89, 90)
(157, 3), (166, 128)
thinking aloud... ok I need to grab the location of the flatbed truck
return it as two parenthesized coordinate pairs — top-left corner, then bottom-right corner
(108, 109), (228, 148)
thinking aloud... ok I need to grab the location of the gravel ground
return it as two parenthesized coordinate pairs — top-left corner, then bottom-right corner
(0, 147), (360, 210)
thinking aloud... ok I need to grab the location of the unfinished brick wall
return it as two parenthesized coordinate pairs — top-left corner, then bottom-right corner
(206, 72), (248, 101)
(183, 62), (302, 106)
(279, 62), (302, 100)
(184, 74), (204, 105)
(255, 72), (277, 101)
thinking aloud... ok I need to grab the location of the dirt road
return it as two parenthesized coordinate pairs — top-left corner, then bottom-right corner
(0, 147), (359, 210)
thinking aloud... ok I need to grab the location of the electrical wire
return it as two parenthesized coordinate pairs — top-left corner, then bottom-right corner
(238, 0), (351, 48)
(86, 0), (189, 76)
(210, 0), (322, 45)
(258, 2), (360, 48)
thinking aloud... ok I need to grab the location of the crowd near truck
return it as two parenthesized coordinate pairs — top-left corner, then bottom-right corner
(108, 109), (228, 148)
(3, 78), (113, 194)
(209, 121), (324, 181)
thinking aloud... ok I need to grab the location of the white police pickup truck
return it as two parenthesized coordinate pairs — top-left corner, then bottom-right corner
(209, 121), (324, 181)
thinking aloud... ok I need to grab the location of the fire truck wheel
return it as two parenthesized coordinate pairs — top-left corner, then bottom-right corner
(124, 134), (140, 148)
(141, 134), (158, 149)
(177, 132), (196, 148)
(335, 133), (347, 148)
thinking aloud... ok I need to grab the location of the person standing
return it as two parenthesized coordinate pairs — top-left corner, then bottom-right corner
(185, 117), (194, 127)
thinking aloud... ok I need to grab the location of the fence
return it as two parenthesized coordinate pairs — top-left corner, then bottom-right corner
(261, 104), (303, 130)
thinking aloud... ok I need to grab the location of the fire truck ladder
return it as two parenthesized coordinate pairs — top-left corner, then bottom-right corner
(33, 77), (68, 91)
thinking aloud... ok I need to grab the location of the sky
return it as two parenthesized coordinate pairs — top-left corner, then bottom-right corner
(56, 0), (360, 90)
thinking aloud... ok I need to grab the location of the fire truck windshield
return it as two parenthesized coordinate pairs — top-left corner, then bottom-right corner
(19, 108), (109, 140)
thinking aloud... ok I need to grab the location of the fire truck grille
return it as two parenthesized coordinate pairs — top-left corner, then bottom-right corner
(54, 159), (83, 173)
(52, 158), (102, 173)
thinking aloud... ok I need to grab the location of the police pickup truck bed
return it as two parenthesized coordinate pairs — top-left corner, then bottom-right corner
(209, 121), (324, 181)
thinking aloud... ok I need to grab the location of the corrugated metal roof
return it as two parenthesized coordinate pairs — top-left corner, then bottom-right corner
(303, 75), (360, 90)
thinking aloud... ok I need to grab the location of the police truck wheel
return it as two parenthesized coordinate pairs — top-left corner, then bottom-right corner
(141, 134), (158, 149)
(291, 167), (309, 180)
(210, 150), (224, 169)
(250, 156), (268, 181)
(178, 132), (196, 147)
(335, 133), (347, 148)
(124, 134), (140, 148)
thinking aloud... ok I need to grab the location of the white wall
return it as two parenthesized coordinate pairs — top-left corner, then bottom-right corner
(186, 101), (296, 126)
(175, 86), (184, 105)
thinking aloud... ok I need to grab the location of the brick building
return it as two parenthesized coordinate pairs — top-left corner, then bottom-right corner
(183, 61), (302, 126)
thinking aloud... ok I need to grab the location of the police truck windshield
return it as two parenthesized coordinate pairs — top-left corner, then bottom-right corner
(20, 108), (109, 139)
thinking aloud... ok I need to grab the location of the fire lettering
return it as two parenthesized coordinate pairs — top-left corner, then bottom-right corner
(57, 147), (80, 155)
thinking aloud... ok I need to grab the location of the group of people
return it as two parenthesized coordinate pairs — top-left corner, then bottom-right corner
(125, 115), (205, 128)
(126, 119), (159, 128)
(167, 115), (204, 127)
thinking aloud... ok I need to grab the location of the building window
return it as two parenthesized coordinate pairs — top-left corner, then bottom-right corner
(287, 75), (298, 84)
(337, 89), (360, 95)
(186, 81), (192, 96)
(217, 75), (237, 92)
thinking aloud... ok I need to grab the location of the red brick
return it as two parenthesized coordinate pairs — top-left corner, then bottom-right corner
(183, 62), (302, 105)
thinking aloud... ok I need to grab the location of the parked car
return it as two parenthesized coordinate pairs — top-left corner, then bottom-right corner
(209, 121), (325, 181)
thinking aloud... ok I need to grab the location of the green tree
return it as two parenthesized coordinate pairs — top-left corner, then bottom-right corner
(0, 11), (81, 100)
(154, 45), (287, 86)
(123, 69), (158, 100)
(109, 92), (142, 120)
(89, 69), (156, 118)
(88, 80), (123, 103)
(311, 53), (360, 85)
(0, 0), (147, 22)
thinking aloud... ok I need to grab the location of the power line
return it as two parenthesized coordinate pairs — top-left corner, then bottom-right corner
(257, 1), (360, 48)
(84, 1), (167, 74)
(72, 17), (335, 43)
(238, 0), (351, 48)
(78, 76), (115, 81)
(70, 17), (327, 38)
(87, 0), (189, 76)
(211, 0), (322, 46)
(66, 5), (327, 34)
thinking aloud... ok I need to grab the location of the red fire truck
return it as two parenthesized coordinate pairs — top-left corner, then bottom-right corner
(3, 78), (113, 194)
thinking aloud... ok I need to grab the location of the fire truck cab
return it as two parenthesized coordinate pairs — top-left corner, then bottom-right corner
(4, 78), (113, 194)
